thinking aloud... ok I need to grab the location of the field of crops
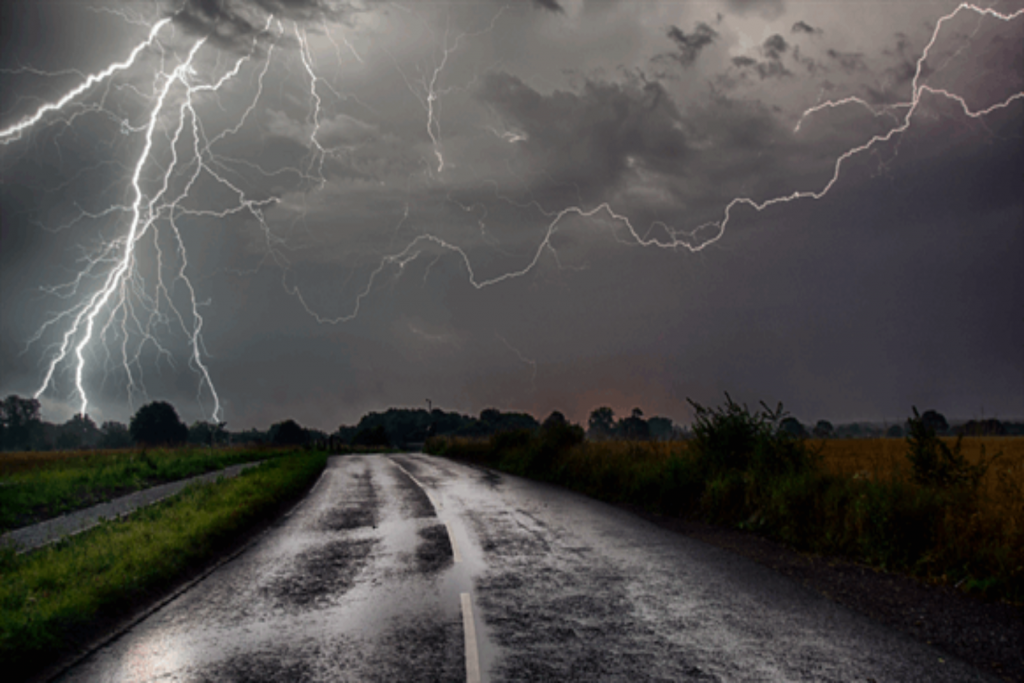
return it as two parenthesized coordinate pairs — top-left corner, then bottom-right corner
(813, 436), (1024, 529)
(576, 436), (1024, 526)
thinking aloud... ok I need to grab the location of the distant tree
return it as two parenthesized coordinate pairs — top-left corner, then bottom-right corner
(56, 413), (100, 450)
(189, 420), (229, 446)
(957, 419), (1006, 436)
(352, 424), (389, 447)
(538, 411), (584, 465)
(1, 395), (43, 451)
(234, 427), (269, 445)
(480, 408), (502, 425)
(918, 409), (949, 435)
(779, 417), (808, 438)
(271, 419), (308, 446)
(98, 421), (134, 449)
(620, 407), (650, 440)
(812, 420), (834, 439)
(587, 407), (616, 440)
(647, 417), (674, 441)
(885, 424), (904, 439)
(129, 401), (189, 446)
(542, 411), (568, 431)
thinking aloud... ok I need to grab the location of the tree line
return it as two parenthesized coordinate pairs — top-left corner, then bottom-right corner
(0, 392), (1020, 452)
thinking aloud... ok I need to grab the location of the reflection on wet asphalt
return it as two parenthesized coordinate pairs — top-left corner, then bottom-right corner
(57, 454), (997, 682)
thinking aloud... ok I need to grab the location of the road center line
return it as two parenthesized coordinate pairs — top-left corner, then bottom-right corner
(461, 592), (481, 683)
(446, 521), (463, 563)
(389, 458), (440, 510)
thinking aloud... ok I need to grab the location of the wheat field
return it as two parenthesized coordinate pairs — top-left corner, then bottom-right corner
(811, 436), (1024, 531)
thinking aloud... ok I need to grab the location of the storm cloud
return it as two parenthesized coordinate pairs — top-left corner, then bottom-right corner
(661, 22), (719, 68)
(476, 73), (691, 192)
(1, 0), (1021, 430)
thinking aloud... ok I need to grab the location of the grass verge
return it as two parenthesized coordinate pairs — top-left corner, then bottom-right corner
(0, 449), (327, 678)
(427, 399), (1023, 604)
(0, 446), (294, 531)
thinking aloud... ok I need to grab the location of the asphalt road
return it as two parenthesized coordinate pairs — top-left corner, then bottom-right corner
(54, 454), (997, 682)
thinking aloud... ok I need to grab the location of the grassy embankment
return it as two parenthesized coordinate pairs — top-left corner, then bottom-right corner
(0, 450), (327, 676)
(427, 400), (1023, 604)
(0, 446), (303, 532)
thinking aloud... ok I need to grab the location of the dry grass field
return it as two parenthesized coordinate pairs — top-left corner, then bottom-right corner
(812, 436), (1024, 538)
(575, 436), (1024, 526)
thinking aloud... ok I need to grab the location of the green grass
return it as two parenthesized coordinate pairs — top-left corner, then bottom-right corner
(427, 400), (1024, 604)
(0, 450), (327, 676)
(0, 447), (291, 531)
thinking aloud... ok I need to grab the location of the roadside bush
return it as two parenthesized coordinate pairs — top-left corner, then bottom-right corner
(759, 470), (824, 544)
(657, 455), (705, 516)
(533, 419), (584, 477)
(700, 470), (748, 524)
(851, 481), (943, 570)
(423, 436), (449, 456)
(687, 394), (813, 478)
(905, 407), (995, 491)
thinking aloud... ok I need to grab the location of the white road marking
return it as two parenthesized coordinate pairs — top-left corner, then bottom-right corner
(389, 458), (440, 510)
(446, 521), (463, 563)
(461, 592), (481, 683)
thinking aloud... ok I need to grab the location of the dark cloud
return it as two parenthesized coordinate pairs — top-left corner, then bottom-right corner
(791, 20), (821, 35)
(475, 72), (690, 193)
(723, 0), (785, 20)
(725, 36), (792, 81)
(661, 22), (719, 68)
(529, 0), (564, 12)
(169, 0), (355, 50)
(827, 48), (867, 72)
(762, 34), (788, 60)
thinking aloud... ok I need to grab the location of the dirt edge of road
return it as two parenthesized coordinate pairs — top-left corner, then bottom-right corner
(619, 503), (1024, 683)
(24, 463), (329, 683)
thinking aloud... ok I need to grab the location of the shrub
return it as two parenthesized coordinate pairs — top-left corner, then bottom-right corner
(687, 394), (813, 478)
(905, 407), (995, 490)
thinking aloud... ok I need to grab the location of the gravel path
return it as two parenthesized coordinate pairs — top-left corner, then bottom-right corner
(1, 462), (261, 554)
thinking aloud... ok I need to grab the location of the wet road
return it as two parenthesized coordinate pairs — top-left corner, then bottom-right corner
(56, 454), (996, 682)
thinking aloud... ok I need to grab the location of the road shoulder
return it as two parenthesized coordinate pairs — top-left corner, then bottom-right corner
(620, 504), (1024, 683)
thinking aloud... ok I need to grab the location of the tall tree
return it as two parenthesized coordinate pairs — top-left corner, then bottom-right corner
(919, 409), (949, 435)
(812, 420), (835, 438)
(129, 401), (189, 446)
(779, 417), (809, 438)
(270, 419), (308, 446)
(620, 408), (650, 440)
(1, 395), (42, 451)
(647, 417), (674, 441)
(587, 406), (616, 440)
(98, 421), (134, 449)
(56, 413), (100, 450)
(189, 420), (229, 446)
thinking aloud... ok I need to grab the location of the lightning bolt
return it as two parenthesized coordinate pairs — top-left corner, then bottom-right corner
(7, 13), (279, 421)
(0, 18), (172, 144)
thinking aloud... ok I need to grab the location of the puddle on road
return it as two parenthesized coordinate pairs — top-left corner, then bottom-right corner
(415, 523), (454, 574)
(317, 466), (378, 532)
(264, 537), (377, 610)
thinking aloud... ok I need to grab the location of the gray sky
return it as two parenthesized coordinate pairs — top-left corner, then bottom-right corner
(1, 0), (1022, 431)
